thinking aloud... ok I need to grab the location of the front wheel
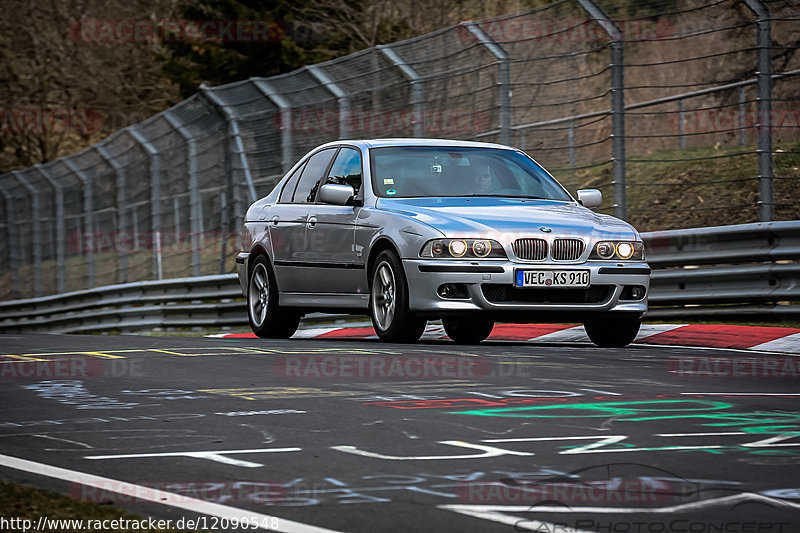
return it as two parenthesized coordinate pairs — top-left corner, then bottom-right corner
(247, 256), (301, 338)
(584, 314), (642, 348)
(442, 317), (494, 344)
(370, 251), (426, 343)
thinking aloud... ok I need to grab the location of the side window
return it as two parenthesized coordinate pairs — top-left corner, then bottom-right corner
(324, 147), (362, 196)
(292, 148), (337, 203)
(278, 162), (306, 203)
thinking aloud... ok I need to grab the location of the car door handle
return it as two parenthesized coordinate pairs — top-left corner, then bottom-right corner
(307, 216), (317, 229)
(271, 216), (279, 226)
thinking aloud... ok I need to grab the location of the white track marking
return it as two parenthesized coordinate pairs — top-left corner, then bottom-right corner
(528, 326), (590, 343)
(750, 332), (800, 354)
(635, 323), (688, 340)
(331, 441), (533, 460)
(85, 447), (302, 468)
(0, 453), (344, 533)
(439, 493), (800, 524)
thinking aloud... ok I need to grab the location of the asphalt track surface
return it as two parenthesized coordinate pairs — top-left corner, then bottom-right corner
(1, 333), (799, 532)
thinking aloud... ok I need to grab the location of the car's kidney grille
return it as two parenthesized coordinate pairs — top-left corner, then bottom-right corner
(512, 239), (547, 260)
(552, 239), (585, 260)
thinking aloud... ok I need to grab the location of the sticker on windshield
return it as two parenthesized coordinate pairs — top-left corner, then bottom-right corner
(384, 178), (394, 184)
(386, 189), (397, 196)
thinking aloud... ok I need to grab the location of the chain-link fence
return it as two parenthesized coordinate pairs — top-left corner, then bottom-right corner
(1, 0), (799, 300)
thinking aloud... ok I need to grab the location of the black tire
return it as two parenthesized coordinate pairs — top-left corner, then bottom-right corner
(584, 314), (642, 348)
(442, 316), (494, 344)
(247, 255), (301, 338)
(369, 250), (426, 343)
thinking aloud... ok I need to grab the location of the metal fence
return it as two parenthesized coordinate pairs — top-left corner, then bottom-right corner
(1, 0), (799, 301)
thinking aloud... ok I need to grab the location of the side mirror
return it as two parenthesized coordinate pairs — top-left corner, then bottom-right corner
(318, 183), (355, 206)
(577, 189), (602, 209)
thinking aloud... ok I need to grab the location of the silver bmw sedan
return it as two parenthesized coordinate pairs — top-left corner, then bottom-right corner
(237, 139), (650, 347)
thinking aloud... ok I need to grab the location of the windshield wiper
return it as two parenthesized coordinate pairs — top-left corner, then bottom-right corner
(452, 194), (549, 200)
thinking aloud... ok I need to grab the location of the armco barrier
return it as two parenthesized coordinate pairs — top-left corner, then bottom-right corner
(0, 222), (798, 333)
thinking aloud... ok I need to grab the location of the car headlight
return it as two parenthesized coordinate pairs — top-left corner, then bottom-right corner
(420, 239), (507, 259)
(590, 241), (645, 261)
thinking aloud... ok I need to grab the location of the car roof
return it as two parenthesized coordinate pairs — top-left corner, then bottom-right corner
(318, 138), (518, 150)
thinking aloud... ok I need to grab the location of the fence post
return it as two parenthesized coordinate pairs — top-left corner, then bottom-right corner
(306, 65), (351, 140)
(744, 0), (774, 222)
(95, 145), (128, 283)
(568, 119), (576, 167)
(463, 22), (512, 146)
(738, 86), (747, 146)
(678, 99), (686, 150)
(63, 158), (94, 289)
(0, 186), (20, 298)
(577, 0), (626, 219)
(164, 111), (202, 277)
(252, 80), (294, 174)
(35, 165), (65, 293)
(12, 172), (42, 297)
(14, 173), (43, 296)
(377, 45), (425, 137)
(128, 128), (163, 281)
(199, 84), (258, 204)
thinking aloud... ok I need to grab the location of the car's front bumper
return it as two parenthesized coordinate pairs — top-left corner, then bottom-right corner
(403, 259), (649, 320)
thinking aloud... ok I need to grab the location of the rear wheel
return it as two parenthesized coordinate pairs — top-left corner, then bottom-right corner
(442, 317), (494, 344)
(247, 256), (301, 338)
(584, 314), (642, 348)
(370, 250), (426, 343)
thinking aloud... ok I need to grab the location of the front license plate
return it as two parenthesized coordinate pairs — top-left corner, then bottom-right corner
(515, 269), (590, 288)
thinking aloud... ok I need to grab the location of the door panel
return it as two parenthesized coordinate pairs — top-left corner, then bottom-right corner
(270, 147), (337, 293)
(303, 147), (364, 294)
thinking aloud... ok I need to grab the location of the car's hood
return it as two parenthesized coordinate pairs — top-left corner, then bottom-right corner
(375, 197), (638, 241)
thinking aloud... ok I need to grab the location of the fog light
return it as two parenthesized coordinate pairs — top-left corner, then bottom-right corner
(438, 284), (457, 298)
(631, 286), (646, 300)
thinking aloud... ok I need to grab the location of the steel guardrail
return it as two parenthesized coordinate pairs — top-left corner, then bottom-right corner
(0, 221), (798, 332)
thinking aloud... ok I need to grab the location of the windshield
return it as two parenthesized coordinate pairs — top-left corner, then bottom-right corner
(370, 146), (572, 201)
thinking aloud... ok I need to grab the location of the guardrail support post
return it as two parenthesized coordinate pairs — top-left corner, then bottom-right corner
(744, 0), (774, 222)
(377, 45), (425, 137)
(35, 165), (66, 293)
(95, 146), (128, 283)
(463, 22), (512, 146)
(0, 187), (21, 298)
(63, 159), (95, 289)
(128, 129), (163, 280)
(165, 112), (203, 277)
(307, 65), (351, 140)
